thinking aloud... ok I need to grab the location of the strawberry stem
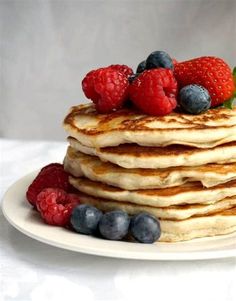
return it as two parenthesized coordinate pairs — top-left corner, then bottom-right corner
(233, 66), (236, 75)
(223, 91), (236, 109)
(233, 66), (236, 85)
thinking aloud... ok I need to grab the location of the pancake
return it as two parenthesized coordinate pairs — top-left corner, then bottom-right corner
(64, 147), (236, 189)
(69, 176), (236, 209)
(77, 193), (236, 242)
(68, 137), (236, 169)
(161, 207), (236, 242)
(77, 191), (236, 221)
(63, 104), (236, 148)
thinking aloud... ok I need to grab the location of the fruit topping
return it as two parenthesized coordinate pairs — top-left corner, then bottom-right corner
(81, 69), (101, 102)
(36, 188), (80, 226)
(70, 204), (103, 235)
(172, 58), (178, 66)
(174, 56), (235, 107)
(82, 67), (129, 113)
(128, 73), (140, 83)
(98, 210), (130, 240)
(108, 64), (133, 78)
(179, 84), (211, 114)
(26, 163), (72, 206)
(130, 212), (161, 243)
(146, 50), (174, 70)
(81, 52), (236, 116)
(129, 68), (178, 116)
(136, 60), (146, 73)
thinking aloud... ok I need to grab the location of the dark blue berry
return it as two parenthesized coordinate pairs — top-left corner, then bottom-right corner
(130, 212), (161, 243)
(99, 210), (130, 240)
(179, 84), (211, 114)
(70, 204), (103, 235)
(146, 51), (173, 70)
(136, 60), (146, 73)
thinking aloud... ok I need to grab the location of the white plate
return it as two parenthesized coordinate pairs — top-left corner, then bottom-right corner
(2, 171), (236, 260)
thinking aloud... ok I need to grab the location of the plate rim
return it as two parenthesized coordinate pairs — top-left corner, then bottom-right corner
(2, 171), (236, 261)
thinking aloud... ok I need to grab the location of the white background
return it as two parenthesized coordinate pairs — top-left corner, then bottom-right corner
(1, 0), (236, 140)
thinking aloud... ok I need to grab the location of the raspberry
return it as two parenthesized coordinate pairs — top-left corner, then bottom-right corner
(26, 163), (72, 207)
(66, 193), (82, 204)
(81, 69), (102, 102)
(172, 58), (178, 66)
(82, 68), (129, 113)
(174, 56), (235, 107)
(108, 64), (133, 78)
(36, 188), (80, 226)
(129, 68), (178, 116)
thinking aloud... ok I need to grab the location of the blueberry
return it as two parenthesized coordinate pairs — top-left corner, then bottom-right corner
(136, 60), (146, 73)
(179, 84), (211, 114)
(70, 204), (103, 235)
(130, 212), (161, 243)
(146, 51), (173, 70)
(99, 210), (130, 240)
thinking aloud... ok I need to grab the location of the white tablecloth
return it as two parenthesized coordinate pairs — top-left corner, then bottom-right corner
(0, 139), (235, 301)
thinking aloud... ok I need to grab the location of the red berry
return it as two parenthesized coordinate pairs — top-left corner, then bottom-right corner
(129, 68), (178, 116)
(26, 163), (71, 207)
(172, 58), (178, 66)
(36, 188), (80, 226)
(109, 64), (133, 78)
(82, 69), (102, 103)
(66, 193), (82, 204)
(174, 56), (235, 107)
(82, 68), (129, 113)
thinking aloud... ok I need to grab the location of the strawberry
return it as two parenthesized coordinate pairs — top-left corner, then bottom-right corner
(174, 56), (235, 107)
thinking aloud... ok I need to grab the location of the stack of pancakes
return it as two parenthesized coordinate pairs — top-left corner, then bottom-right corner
(63, 104), (236, 242)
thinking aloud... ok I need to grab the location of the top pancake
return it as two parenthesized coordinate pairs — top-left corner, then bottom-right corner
(63, 104), (236, 148)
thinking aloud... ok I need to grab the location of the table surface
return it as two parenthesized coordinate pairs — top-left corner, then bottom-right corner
(0, 138), (235, 301)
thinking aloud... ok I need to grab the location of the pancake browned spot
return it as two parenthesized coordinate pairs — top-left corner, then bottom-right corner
(63, 104), (236, 148)
(67, 137), (236, 169)
(68, 176), (236, 208)
(64, 146), (236, 189)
